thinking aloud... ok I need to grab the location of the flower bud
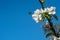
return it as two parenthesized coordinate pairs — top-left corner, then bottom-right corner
(39, 0), (45, 4)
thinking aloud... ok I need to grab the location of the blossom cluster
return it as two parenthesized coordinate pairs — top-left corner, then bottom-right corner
(32, 6), (56, 23)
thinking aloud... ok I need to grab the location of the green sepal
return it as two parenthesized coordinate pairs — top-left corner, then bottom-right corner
(42, 12), (52, 19)
(52, 14), (58, 20)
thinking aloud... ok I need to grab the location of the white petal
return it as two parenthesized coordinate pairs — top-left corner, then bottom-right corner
(46, 7), (50, 11)
(52, 11), (56, 14)
(49, 11), (56, 15)
(39, 18), (42, 21)
(49, 12), (52, 14)
(32, 14), (39, 23)
(40, 8), (44, 13)
(46, 7), (56, 13)
(50, 7), (56, 12)
(50, 6), (56, 10)
(39, 14), (42, 17)
(38, 14), (43, 20)
(33, 17), (39, 23)
(34, 9), (40, 14)
(32, 15), (38, 20)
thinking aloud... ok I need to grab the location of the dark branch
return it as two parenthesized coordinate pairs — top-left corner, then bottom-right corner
(39, 0), (44, 10)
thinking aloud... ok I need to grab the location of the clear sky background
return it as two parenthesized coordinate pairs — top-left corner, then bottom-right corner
(0, 0), (60, 40)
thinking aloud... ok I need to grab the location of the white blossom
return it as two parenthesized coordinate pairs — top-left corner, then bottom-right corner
(46, 6), (56, 15)
(34, 9), (40, 14)
(32, 14), (39, 23)
(49, 11), (56, 14)
(32, 9), (43, 23)
(32, 6), (56, 23)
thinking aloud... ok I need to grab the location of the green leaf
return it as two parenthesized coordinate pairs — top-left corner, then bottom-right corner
(46, 32), (55, 38)
(52, 14), (58, 20)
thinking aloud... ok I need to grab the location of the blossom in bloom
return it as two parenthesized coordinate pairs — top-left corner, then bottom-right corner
(32, 6), (56, 23)
(32, 9), (43, 23)
(32, 14), (39, 23)
(46, 6), (56, 15)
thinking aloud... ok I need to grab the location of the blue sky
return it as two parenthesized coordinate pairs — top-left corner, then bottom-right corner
(0, 0), (60, 40)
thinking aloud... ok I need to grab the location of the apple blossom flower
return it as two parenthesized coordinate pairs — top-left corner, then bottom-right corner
(32, 6), (56, 23)
(32, 9), (43, 23)
(46, 6), (56, 15)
